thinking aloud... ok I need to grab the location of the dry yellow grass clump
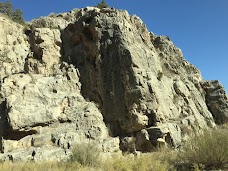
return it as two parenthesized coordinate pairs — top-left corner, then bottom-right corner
(0, 162), (86, 171)
(178, 128), (228, 170)
(0, 152), (174, 171)
(101, 152), (174, 171)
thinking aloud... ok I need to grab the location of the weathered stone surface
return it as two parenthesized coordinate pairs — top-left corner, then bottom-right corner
(0, 16), (30, 79)
(30, 8), (80, 30)
(26, 28), (62, 76)
(0, 57), (114, 160)
(61, 7), (218, 147)
(0, 6), (227, 161)
(1, 73), (79, 130)
(203, 80), (228, 124)
(0, 145), (70, 162)
(61, 7), (160, 135)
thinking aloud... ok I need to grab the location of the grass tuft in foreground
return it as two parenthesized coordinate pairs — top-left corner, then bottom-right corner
(70, 143), (101, 167)
(177, 128), (228, 170)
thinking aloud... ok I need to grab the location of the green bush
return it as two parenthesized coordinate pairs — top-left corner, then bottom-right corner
(96, 0), (109, 9)
(178, 128), (228, 170)
(0, 0), (24, 24)
(70, 143), (101, 167)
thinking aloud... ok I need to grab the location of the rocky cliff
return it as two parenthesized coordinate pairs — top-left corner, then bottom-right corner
(0, 7), (227, 162)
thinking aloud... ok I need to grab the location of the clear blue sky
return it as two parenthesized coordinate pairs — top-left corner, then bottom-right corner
(8, 0), (228, 92)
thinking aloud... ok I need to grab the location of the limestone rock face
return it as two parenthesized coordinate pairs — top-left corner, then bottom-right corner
(0, 63), (115, 161)
(0, 17), (30, 79)
(61, 8), (161, 135)
(61, 7), (217, 149)
(203, 80), (228, 124)
(30, 8), (79, 30)
(0, 7), (227, 161)
(26, 27), (62, 76)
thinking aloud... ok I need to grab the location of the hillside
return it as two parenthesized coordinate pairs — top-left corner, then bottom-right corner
(0, 6), (227, 163)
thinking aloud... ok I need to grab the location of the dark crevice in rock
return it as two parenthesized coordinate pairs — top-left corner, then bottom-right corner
(146, 111), (157, 127)
(1, 122), (49, 142)
(35, 37), (44, 44)
(3, 130), (37, 141)
(24, 55), (30, 73)
(85, 16), (94, 24)
(55, 40), (62, 47)
(0, 101), (7, 143)
(58, 118), (72, 123)
(28, 30), (43, 61)
(0, 72), (25, 83)
(2, 106), (49, 141)
(83, 26), (95, 41)
(24, 29), (32, 36)
(30, 123), (50, 128)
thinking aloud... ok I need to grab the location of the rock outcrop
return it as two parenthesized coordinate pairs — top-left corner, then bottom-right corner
(0, 7), (227, 162)
(203, 80), (228, 124)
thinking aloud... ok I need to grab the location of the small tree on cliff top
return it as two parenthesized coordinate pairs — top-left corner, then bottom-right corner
(0, 0), (24, 24)
(96, 0), (109, 9)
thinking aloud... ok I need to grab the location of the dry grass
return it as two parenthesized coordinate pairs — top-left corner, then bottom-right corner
(178, 128), (228, 170)
(0, 162), (88, 171)
(70, 143), (101, 167)
(0, 149), (175, 171)
(101, 152), (174, 171)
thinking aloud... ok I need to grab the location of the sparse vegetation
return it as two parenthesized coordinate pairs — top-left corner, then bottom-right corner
(48, 12), (56, 18)
(178, 128), (228, 170)
(96, 0), (109, 9)
(70, 143), (101, 167)
(30, 18), (47, 28)
(30, 17), (60, 29)
(0, 162), (85, 171)
(101, 152), (173, 171)
(0, 151), (175, 171)
(179, 125), (192, 135)
(0, 0), (24, 24)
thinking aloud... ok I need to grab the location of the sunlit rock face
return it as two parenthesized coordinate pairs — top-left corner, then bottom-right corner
(0, 6), (227, 162)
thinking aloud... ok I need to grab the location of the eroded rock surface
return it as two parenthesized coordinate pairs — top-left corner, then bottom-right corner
(0, 17), (29, 79)
(203, 80), (228, 124)
(0, 6), (227, 162)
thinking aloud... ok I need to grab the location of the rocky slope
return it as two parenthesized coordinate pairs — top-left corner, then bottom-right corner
(0, 7), (227, 162)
